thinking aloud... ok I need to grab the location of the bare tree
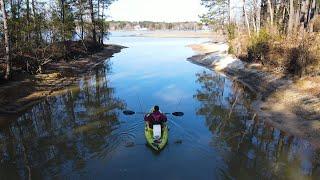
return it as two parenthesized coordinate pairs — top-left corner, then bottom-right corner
(267, 0), (274, 26)
(1, 0), (12, 79)
(288, 0), (295, 33)
(242, 0), (251, 36)
(89, 0), (97, 42)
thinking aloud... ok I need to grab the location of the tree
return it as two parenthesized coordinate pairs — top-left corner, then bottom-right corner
(88, 0), (96, 42)
(267, 0), (274, 26)
(74, 0), (86, 40)
(288, 0), (295, 33)
(26, 0), (31, 41)
(200, 0), (231, 28)
(242, 0), (251, 36)
(0, 0), (116, 78)
(1, 0), (11, 79)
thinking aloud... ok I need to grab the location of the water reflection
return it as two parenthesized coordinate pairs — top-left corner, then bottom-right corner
(0, 63), (126, 179)
(1, 34), (320, 179)
(194, 70), (320, 179)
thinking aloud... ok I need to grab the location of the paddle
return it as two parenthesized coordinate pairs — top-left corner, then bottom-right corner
(122, 110), (184, 117)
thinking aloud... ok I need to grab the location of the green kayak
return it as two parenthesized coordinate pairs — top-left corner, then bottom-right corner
(144, 122), (168, 151)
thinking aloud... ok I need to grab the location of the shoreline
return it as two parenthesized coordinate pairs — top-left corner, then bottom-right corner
(0, 44), (125, 117)
(187, 42), (320, 149)
(111, 30), (227, 39)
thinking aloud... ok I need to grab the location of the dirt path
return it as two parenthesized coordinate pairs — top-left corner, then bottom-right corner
(187, 42), (320, 148)
(0, 44), (125, 116)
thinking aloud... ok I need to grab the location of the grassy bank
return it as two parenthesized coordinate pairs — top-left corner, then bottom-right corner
(228, 28), (320, 78)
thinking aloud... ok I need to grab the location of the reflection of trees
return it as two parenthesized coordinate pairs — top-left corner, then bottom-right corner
(194, 71), (318, 178)
(194, 71), (249, 138)
(0, 63), (126, 178)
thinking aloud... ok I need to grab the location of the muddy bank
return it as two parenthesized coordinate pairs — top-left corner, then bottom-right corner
(0, 44), (125, 117)
(188, 42), (320, 148)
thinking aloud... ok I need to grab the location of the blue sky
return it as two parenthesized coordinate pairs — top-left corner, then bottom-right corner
(107, 0), (206, 22)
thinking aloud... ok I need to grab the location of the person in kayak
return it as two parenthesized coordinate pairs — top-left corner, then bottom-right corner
(144, 105), (167, 128)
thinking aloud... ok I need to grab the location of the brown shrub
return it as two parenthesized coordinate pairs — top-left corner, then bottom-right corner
(287, 33), (320, 77)
(313, 16), (320, 32)
(247, 29), (271, 64)
(229, 31), (249, 60)
(230, 30), (320, 77)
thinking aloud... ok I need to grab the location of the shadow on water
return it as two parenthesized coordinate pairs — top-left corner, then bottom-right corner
(194, 70), (320, 179)
(0, 62), (129, 179)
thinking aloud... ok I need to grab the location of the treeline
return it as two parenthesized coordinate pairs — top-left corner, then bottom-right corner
(201, 0), (320, 77)
(108, 21), (207, 31)
(0, 0), (115, 80)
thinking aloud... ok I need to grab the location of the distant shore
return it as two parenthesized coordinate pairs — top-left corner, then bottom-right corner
(112, 30), (226, 39)
(187, 41), (320, 148)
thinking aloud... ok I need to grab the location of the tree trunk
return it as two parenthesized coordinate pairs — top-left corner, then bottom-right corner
(299, 0), (309, 30)
(294, 8), (301, 32)
(304, 0), (310, 28)
(80, 0), (84, 40)
(305, 0), (317, 32)
(288, 0), (295, 33)
(61, 0), (67, 60)
(260, 0), (268, 28)
(101, 1), (105, 44)
(308, 0), (317, 32)
(267, 0), (274, 26)
(26, 0), (31, 41)
(228, 0), (231, 24)
(9, 0), (16, 47)
(280, 2), (286, 26)
(97, 0), (100, 20)
(1, 0), (12, 80)
(89, 0), (97, 42)
(32, 0), (41, 45)
(311, 0), (316, 19)
(97, 0), (101, 43)
(253, 0), (260, 32)
(242, 0), (251, 36)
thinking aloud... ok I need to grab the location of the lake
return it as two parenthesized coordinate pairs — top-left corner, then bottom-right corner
(0, 32), (318, 179)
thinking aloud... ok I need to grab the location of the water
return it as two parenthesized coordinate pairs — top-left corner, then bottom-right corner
(0, 32), (319, 179)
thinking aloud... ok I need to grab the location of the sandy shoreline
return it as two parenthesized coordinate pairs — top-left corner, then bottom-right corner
(187, 42), (320, 148)
(0, 44), (125, 119)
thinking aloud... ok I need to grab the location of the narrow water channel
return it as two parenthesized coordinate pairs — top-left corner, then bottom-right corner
(0, 32), (318, 179)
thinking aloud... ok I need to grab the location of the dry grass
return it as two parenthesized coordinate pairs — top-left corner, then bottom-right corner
(294, 76), (320, 96)
(229, 33), (249, 60)
(230, 30), (320, 77)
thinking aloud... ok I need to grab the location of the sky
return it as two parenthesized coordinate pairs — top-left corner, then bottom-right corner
(107, 0), (207, 22)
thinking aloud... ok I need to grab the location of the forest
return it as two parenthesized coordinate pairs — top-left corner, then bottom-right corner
(2, 0), (320, 80)
(0, 0), (115, 80)
(201, 0), (320, 77)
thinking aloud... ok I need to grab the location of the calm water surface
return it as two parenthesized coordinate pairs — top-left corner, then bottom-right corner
(0, 32), (319, 179)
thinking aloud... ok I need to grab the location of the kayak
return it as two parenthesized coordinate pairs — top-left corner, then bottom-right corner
(144, 122), (168, 151)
